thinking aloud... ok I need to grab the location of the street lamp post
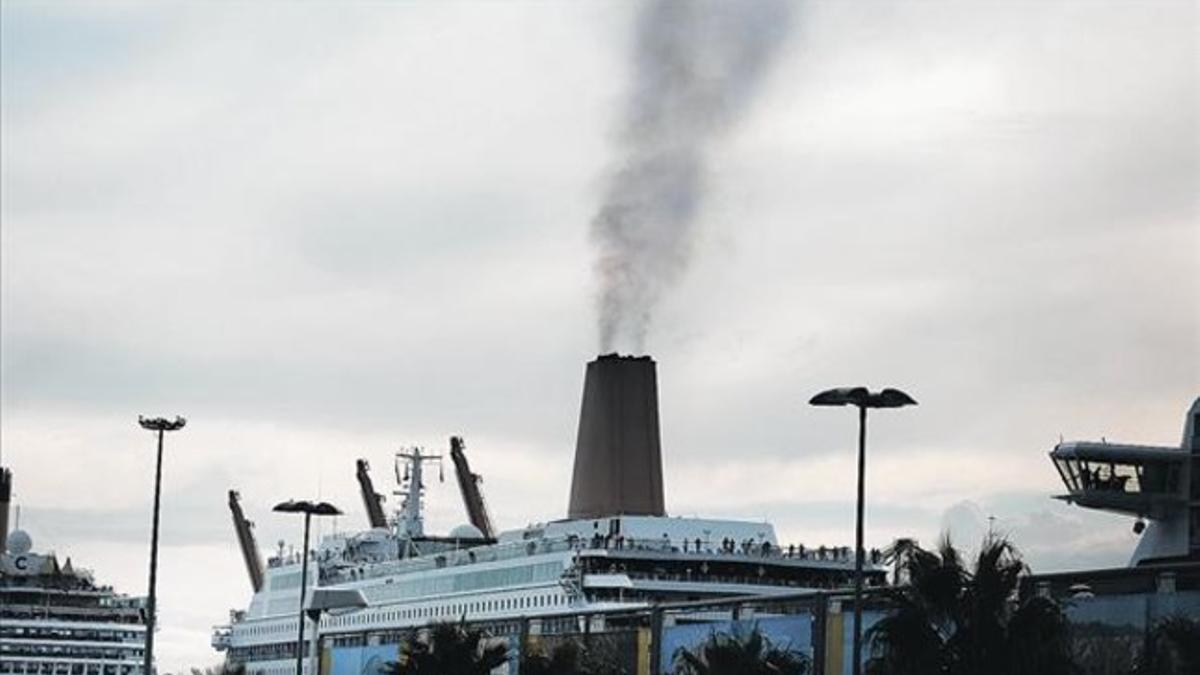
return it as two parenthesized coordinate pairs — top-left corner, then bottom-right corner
(137, 415), (186, 675)
(274, 500), (342, 675)
(809, 387), (916, 675)
(304, 588), (367, 675)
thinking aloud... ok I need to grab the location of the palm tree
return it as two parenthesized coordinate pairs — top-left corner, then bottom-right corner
(865, 534), (1077, 675)
(672, 625), (810, 675)
(520, 638), (626, 675)
(879, 538), (920, 586)
(386, 622), (509, 675)
(1132, 615), (1200, 675)
(521, 639), (588, 675)
(192, 662), (247, 675)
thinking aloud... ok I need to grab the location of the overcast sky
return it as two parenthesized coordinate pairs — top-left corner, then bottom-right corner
(1, 1), (1197, 671)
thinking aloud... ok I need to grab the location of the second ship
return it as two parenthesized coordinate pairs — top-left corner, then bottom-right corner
(213, 355), (884, 675)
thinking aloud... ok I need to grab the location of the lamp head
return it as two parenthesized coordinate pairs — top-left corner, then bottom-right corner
(809, 387), (917, 409)
(309, 501), (342, 516)
(139, 416), (187, 431)
(809, 387), (869, 407)
(273, 499), (342, 516)
(870, 388), (918, 409)
(273, 500), (305, 513)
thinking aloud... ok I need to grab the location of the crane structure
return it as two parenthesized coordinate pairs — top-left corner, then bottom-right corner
(449, 436), (495, 539)
(227, 490), (265, 593)
(355, 459), (389, 529)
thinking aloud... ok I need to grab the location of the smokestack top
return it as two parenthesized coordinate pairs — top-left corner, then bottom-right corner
(594, 353), (654, 362)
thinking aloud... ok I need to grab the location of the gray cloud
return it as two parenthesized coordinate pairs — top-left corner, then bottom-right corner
(939, 496), (1134, 572)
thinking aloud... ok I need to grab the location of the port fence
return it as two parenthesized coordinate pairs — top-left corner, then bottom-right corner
(317, 577), (1200, 675)
(319, 586), (893, 675)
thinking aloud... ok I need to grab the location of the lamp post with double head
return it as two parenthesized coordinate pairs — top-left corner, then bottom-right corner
(273, 500), (342, 675)
(137, 415), (186, 675)
(809, 387), (916, 675)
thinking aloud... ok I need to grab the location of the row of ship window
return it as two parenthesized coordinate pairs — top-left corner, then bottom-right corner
(0, 664), (140, 675)
(268, 560), (566, 596)
(326, 592), (568, 627)
(243, 623), (296, 637)
(240, 592), (569, 640)
(228, 641), (309, 662)
(0, 627), (142, 644)
(359, 562), (565, 603)
(0, 609), (144, 625)
(244, 666), (309, 675)
(261, 562), (564, 618)
(0, 645), (143, 661)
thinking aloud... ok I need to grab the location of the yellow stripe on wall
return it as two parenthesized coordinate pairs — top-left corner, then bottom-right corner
(637, 627), (651, 675)
(826, 609), (844, 675)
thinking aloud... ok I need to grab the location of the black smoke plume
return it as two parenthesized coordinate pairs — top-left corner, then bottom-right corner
(593, 0), (793, 352)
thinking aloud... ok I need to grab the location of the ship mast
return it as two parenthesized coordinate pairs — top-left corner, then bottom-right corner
(393, 448), (443, 538)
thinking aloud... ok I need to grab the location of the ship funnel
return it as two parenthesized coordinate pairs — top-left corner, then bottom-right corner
(0, 467), (11, 554)
(568, 354), (665, 519)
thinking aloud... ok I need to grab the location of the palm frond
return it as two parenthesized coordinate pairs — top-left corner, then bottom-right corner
(868, 534), (1076, 675)
(673, 626), (809, 675)
(1134, 615), (1200, 675)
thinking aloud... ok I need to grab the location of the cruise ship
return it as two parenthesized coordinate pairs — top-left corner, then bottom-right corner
(212, 355), (886, 675)
(0, 469), (150, 675)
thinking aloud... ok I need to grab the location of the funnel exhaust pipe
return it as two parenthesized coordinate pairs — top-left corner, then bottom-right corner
(568, 354), (665, 519)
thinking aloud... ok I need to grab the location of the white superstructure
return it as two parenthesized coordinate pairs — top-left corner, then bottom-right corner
(1, 529), (148, 675)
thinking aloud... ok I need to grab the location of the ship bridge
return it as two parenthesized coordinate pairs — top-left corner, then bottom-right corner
(1047, 398), (1199, 566)
(1050, 442), (1187, 519)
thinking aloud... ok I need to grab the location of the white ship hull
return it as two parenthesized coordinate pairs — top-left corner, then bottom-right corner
(219, 515), (883, 675)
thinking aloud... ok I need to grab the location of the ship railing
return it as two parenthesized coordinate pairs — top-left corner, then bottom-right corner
(315, 536), (885, 586)
(211, 626), (233, 651)
(0, 604), (146, 623)
(318, 534), (882, 585)
(612, 569), (880, 590)
(573, 536), (885, 566)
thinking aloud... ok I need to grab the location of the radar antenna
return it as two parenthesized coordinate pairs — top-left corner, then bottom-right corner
(394, 447), (443, 538)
